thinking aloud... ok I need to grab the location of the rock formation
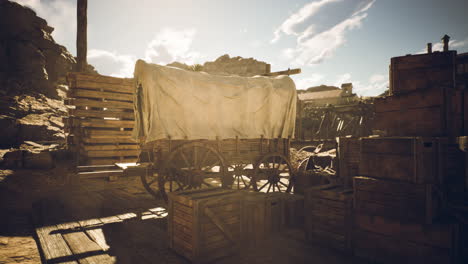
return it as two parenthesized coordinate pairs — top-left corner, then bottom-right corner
(0, 0), (94, 151)
(168, 54), (269, 77)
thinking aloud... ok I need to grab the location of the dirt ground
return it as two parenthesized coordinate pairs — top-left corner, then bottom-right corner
(0, 168), (367, 264)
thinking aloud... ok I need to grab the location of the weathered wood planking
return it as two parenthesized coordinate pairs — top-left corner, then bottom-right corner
(354, 229), (455, 264)
(69, 88), (133, 102)
(65, 118), (135, 129)
(168, 188), (242, 263)
(85, 150), (139, 158)
(353, 176), (439, 224)
(354, 214), (456, 249)
(390, 51), (456, 95)
(56, 221), (115, 264)
(81, 144), (138, 151)
(373, 86), (462, 138)
(337, 137), (361, 188)
(304, 184), (353, 253)
(241, 192), (286, 247)
(69, 109), (134, 120)
(65, 98), (134, 110)
(68, 72), (133, 86)
(359, 137), (445, 184)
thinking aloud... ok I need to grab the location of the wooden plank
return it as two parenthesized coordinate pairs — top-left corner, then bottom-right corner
(76, 0), (87, 72)
(69, 88), (133, 101)
(75, 80), (133, 94)
(354, 230), (452, 264)
(84, 130), (133, 138)
(354, 213), (453, 248)
(69, 109), (134, 120)
(81, 144), (138, 151)
(82, 137), (136, 144)
(65, 98), (133, 110)
(57, 222), (115, 264)
(35, 225), (78, 264)
(79, 119), (134, 128)
(78, 170), (123, 179)
(262, 68), (301, 76)
(82, 157), (137, 166)
(68, 72), (133, 86)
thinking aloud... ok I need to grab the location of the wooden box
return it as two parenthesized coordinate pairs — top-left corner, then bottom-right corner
(168, 188), (242, 263)
(282, 193), (304, 228)
(353, 176), (440, 224)
(359, 137), (445, 184)
(241, 192), (285, 247)
(304, 184), (353, 252)
(337, 137), (361, 188)
(389, 51), (456, 95)
(373, 87), (462, 137)
(353, 214), (459, 264)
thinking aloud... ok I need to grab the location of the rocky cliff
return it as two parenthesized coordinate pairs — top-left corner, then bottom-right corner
(0, 0), (94, 150)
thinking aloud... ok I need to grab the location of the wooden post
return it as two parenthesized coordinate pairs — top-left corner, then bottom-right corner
(77, 0), (88, 72)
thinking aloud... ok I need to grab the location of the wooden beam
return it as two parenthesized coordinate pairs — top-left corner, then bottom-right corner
(262, 68), (301, 77)
(77, 0), (87, 72)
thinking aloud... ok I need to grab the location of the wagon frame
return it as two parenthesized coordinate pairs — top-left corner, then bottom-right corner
(140, 136), (294, 201)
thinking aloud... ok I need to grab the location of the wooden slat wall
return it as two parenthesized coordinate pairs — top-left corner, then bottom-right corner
(64, 72), (138, 165)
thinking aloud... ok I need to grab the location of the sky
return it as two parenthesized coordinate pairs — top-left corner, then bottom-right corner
(13, 0), (468, 96)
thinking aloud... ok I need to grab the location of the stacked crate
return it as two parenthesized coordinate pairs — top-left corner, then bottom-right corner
(304, 184), (353, 253)
(353, 49), (464, 263)
(167, 188), (242, 263)
(65, 73), (139, 166)
(374, 51), (463, 138)
(337, 136), (361, 188)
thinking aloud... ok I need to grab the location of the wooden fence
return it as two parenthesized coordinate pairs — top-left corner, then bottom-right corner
(64, 73), (139, 165)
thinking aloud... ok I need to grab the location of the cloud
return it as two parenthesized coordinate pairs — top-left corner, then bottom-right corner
(272, 0), (375, 66)
(144, 28), (202, 65)
(350, 73), (388, 96)
(295, 74), (325, 90)
(333, 73), (353, 87)
(87, 28), (203, 77)
(272, 0), (342, 43)
(13, 0), (76, 53)
(87, 50), (136, 78)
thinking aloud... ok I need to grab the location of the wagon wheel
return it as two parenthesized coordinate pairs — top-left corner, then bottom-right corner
(226, 163), (253, 190)
(252, 153), (294, 193)
(139, 151), (161, 200)
(159, 142), (226, 202)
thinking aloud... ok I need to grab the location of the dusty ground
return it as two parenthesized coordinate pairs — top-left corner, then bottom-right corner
(0, 168), (367, 264)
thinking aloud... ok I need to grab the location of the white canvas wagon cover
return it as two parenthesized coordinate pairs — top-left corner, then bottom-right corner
(132, 60), (297, 143)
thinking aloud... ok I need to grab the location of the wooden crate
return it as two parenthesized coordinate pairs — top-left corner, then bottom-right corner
(359, 137), (446, 184)
(282, 193), (304, 228)
(353, 215), (459, 264)
(353, 176), (440, 224)
(373, 87), (462, 137)
(241, 192), (285, 247)
(65, 73), (139, 166)
(389, 51), (456, 95)
(168, 188), (242, 263)
(304, 184), (353, 252)
(337, 136), (361, 188)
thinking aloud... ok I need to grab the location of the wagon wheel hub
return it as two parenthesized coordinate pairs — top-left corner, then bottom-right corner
(190, 169), (206, 187)
(267, 170), (281, 184)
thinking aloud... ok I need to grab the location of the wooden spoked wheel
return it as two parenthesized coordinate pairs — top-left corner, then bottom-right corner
(252, 153), (294, 193)
(158, 142), (226, 202)
(226, 163), (253, 190)
(140, 163), (160, 199)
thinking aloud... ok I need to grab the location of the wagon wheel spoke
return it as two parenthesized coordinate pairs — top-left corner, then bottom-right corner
(193, 145), (198, 169)
(180, 151), (191, 169)
(279, 181), (288, 188)
(276, 183), (282, 192)
(258, 181), (269, 192)
(266, 183), (272, 193)
(200, 148), (210, 167)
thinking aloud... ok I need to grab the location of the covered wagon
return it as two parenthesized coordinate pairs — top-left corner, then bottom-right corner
(133, 60), (297, 200)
